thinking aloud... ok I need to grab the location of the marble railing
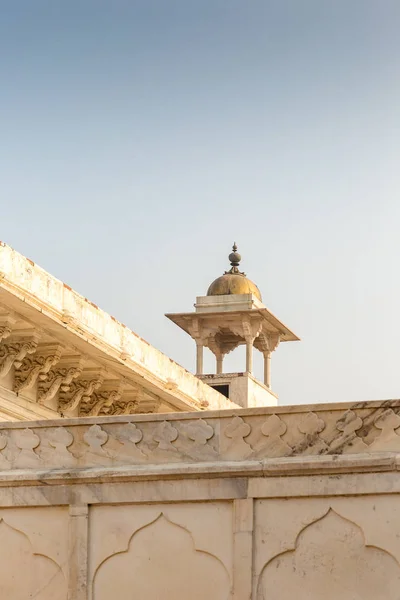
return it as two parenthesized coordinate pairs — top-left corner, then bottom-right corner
(0, 399), (399, 474)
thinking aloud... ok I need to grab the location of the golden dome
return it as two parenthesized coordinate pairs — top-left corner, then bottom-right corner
(207, 244), (262, 302)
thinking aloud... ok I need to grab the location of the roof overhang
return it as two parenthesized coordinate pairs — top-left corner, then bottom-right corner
(0, 242), (239, 418)
(166, 308), (300, 343)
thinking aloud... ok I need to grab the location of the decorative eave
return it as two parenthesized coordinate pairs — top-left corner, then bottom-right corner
(0, 242), (238, 419)
(166, 307), (300, 343)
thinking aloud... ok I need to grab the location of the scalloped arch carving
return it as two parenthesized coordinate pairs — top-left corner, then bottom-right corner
(93, 513), (231, 599)
(257, 509), (400, 599)
(0, 518), (66, 599)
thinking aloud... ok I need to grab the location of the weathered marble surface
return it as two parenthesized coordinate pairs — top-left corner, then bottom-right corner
(0, 401), (399, 599)
(0, 399), (397, 472)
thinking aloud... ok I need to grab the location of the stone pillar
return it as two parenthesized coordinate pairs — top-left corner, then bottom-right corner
(216, 353), (224, 375)
(196, 343), (204, 375)
(68, 504), (88, 600)
(232, 498), (254, 599)
(245, 340), (253, 374)
(263, 351), (271, 388)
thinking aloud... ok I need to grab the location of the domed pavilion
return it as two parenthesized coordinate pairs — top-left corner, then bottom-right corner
(166, 244), (299, 408)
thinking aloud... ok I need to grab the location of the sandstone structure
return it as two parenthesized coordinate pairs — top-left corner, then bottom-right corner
(0, 241), (399, 600)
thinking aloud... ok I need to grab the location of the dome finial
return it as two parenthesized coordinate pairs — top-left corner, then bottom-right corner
(207, 243), (261, 299)
(227, 242), (244, 275)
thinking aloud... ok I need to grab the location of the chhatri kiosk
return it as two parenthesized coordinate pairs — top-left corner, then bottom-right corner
(166, 244), (299, 407)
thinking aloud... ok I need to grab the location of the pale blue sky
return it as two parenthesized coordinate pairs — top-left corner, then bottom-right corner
(1, 1), (400, 405)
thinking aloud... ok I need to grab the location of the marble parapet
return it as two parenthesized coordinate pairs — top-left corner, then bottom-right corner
(0, 400), (399, 600)
(0, 399), (399, 483)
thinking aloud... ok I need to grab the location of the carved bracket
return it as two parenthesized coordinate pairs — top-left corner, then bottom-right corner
(256, 333), (280, 354)
(0, 339), (38, 379)
(14, 345), (62, 393)
(59, 373), (104, 414)
(0, 314), (17, 343)
(37, 363), (83, 405)
(79, 380), (126, 416)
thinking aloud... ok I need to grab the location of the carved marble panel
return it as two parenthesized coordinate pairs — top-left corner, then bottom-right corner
(255, 496), (400, 600)
(90, 502), (232, 600)
(0, 507), (68, 600)
(257, 509), (400, 599)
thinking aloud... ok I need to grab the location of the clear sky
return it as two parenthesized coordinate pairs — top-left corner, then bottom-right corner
(1, 1), (400, 405)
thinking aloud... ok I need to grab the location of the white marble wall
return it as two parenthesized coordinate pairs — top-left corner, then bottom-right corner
(0, 400), (399, 599)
